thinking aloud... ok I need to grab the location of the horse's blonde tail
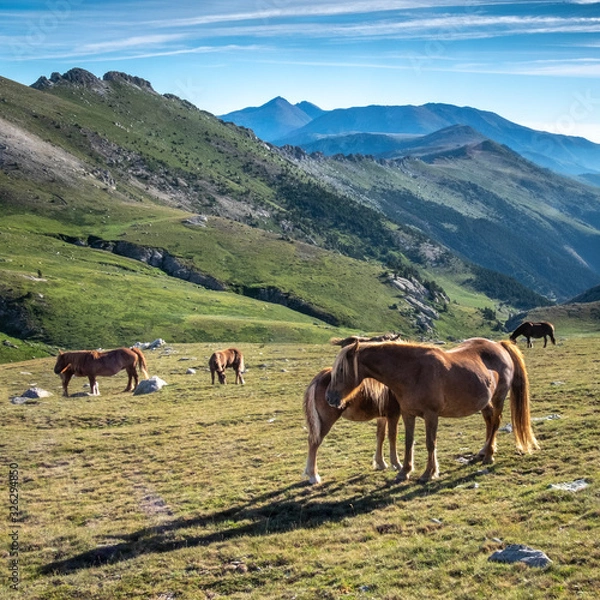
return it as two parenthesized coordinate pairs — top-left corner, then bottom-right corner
(500, 340), (539, 453)
(238, 352), (246, 373)
(132, 347), (149, 379)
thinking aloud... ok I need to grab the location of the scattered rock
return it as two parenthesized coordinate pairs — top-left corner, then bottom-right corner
(133, 376), (168, 395)
(10, 387), (53, 403)
(488, 544), (552, 568)
(548, 479), (588, 492)
(133, 338), (166, 350)
(532, 414), (561, 421)
(186, 368), (196, 375)
(22, 387), (52, 398)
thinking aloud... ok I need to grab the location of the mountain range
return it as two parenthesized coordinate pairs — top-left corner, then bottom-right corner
(1, 68), (600, 356)
(220, 97), (600, 179)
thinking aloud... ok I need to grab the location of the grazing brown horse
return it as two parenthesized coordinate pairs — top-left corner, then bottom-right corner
(510, 321), (556, 348)
(54, 347), (149, 397)
(209, 348), (245, 384)
(303, 367), (401, 484)
(326, 338), (539, 483)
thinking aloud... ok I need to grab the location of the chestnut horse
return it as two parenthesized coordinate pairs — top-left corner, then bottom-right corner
(54, 347), (149, 397)
(326, 338), (538, 483)
(303, 367), (401, 484)
(510, 321), (556, 348)
(209, 348), (245, 384)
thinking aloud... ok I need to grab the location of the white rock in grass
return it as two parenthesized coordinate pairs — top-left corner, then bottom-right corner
(489, 544), (552, 568)
(133, 376), (168, 395)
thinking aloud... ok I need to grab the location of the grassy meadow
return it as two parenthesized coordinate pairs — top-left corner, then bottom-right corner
(1, 334), (599, 599)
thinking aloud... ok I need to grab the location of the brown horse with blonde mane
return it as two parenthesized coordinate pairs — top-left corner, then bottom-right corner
(326, 338), (539, 483)
(510, 321), (556, 348)
(54, 347), (149, 397)
(209, 348), (245, 384)
(303, 367), (401, 484)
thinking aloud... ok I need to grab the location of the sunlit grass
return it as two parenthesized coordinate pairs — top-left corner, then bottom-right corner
(1, 336), (598, 599)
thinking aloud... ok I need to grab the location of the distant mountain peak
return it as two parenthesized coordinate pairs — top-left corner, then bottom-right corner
(219, 96), (314, 142)
(31, 68), (157, 95)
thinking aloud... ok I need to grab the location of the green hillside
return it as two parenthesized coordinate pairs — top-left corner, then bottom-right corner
(285, 144), (600, 300)
(0, 70), (562, 359)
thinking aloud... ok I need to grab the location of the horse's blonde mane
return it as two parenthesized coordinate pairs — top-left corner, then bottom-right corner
(330, 342), (398, 407)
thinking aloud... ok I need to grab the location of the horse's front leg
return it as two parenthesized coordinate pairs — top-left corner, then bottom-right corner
(527, 337), (533, 348)
(304, 415), (338, 485)
(61, 372), (72, 397)
(396, 413), (415, 482)
(305, 438), (322, 485)
(387, 412), (402, 471)
(373, 418), (388, 470)
(418, 413), (440, 482)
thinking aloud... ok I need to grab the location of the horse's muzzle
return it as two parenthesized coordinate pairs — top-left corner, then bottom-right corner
(326, 388), (342, 408)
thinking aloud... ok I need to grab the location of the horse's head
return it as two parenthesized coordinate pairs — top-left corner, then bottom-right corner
(326, 341), (361, 409)
(53, 352), (68, 374)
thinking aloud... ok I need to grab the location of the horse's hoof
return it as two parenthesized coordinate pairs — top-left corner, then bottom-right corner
(395, 471), (410, 482)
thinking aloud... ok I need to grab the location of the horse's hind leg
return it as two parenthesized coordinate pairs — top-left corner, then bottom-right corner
(235, 368), (245, 385)
(89, 376), (99, 396)
(373, 418), (388, 470)
(419, 413), (440, 482)
(124, 366), (137, 392)
(478, 404), (499, 464)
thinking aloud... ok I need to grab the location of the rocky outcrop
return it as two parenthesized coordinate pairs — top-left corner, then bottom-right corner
(103, 71), (157, 94)
(31, 68), (109, 94)
(0, 291), (44, 339)
(31, 69), (157, 96)
(86, 237), (227, 291)
(241, 285), (341, 326)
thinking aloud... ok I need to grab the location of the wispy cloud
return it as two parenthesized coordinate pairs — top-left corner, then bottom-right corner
(79, 34), (188, 54)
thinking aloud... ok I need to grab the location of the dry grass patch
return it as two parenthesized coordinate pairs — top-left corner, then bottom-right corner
(1, 337), (599, 599)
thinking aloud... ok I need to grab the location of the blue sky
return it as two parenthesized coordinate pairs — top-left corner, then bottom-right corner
(1, 1), (599, 142)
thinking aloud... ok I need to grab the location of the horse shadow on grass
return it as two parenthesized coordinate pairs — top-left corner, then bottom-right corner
(41, 463), (491, 575)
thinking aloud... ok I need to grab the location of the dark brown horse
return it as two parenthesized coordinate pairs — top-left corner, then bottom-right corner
(303, 367), (401, 484)
(54, 347), (149, 397)
(326, 338), (539, 483)
(209, 348), (245, 384)
(510, 321), (556, 348)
